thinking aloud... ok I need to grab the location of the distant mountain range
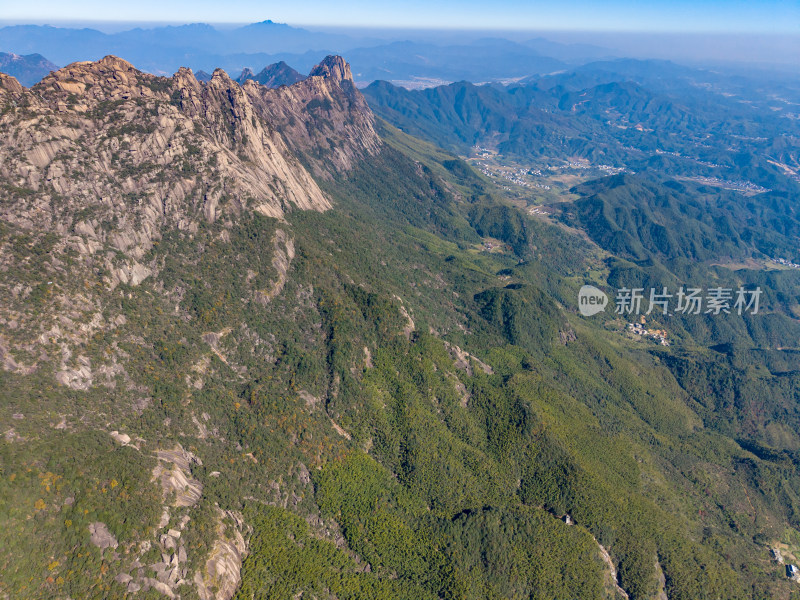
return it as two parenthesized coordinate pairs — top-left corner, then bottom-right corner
(0, 21), (365, 64)
(363, 57), (800, 267)
(0, 22), (613, 86)
(0, 51), (58, 86)
(364, 58), (800, 175)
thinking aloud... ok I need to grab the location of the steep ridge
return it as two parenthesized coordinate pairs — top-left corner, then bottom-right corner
(244, 55), (382, 179)
(0, 53), (379, 388)
(0, 53), (386, 600)
(2, 54), (330, 230)
(0, 55), (378, 258)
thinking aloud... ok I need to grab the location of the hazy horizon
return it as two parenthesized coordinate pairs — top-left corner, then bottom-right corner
(0, 18), (797, 69)
(3, 0), (799, 33)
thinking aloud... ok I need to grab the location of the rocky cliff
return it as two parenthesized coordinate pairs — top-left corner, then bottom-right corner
(0, 53), (378, 272)
(244, 55), (382, 179)
(1, 54), (380, 228)
(0, 53), (381, 388)
(0, 53), (381, 600)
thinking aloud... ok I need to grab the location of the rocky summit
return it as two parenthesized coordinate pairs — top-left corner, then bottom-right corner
(0, 53), (380, 387)
(235, 61), (305, 88)
(0, 53), (379, 275)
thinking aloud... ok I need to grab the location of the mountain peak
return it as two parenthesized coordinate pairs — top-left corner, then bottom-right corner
(34, 55), (152, 101)
(210, 67), (235, 85)
(39, 54), (138, 90)
(309, 55), (352, 84)
(238, 61), (305, 87)
(238, 67), (255, 81)
(172, 66), (200, 91)
(244, 55), (380, 178)
(0, 72), (24, 95)
(97, 54), (137, 71)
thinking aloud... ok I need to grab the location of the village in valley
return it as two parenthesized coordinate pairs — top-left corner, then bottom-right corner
(465, 145), (773, 217)
(466, 146), (627, 202)
(771, 256), (800, 269)
(626, 316), (670, 346)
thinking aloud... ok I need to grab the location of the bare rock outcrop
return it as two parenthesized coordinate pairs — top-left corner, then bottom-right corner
(0, 54), (333, 253)
(0, 72), (25, 97)
(0, 54), (380, 392)
(0, 53), (374, 264)
(194, 509), (248, 600)
(254, 229), (295, 304)
(443, 341), (494, 376)
(89, 521), (119, 549)
(152, 445), (203, 507)
(244, 55), (382, 179)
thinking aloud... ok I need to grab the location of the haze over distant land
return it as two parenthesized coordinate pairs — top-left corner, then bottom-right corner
(3, 0), (798, 32)
(306, 26), (800, 69)
(1, 0), (798, 69)
(0, 20), (797, 88)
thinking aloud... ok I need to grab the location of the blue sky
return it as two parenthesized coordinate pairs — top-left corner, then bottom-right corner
(4, 0), (799, 33)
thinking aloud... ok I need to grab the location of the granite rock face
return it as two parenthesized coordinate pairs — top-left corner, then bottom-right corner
(0, 54), (379, 247)
(89, 521), (119, 549)
(244, 55), (382, 179)
(0, 54), (334, 244)
(0, 54), (379, 384)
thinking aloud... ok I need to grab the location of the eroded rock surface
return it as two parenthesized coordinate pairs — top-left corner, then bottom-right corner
(0, 55), (378, 392)
(194, 509), (248, 600)
(152, 445), (203, 507)
(89, 521), (118, 549)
